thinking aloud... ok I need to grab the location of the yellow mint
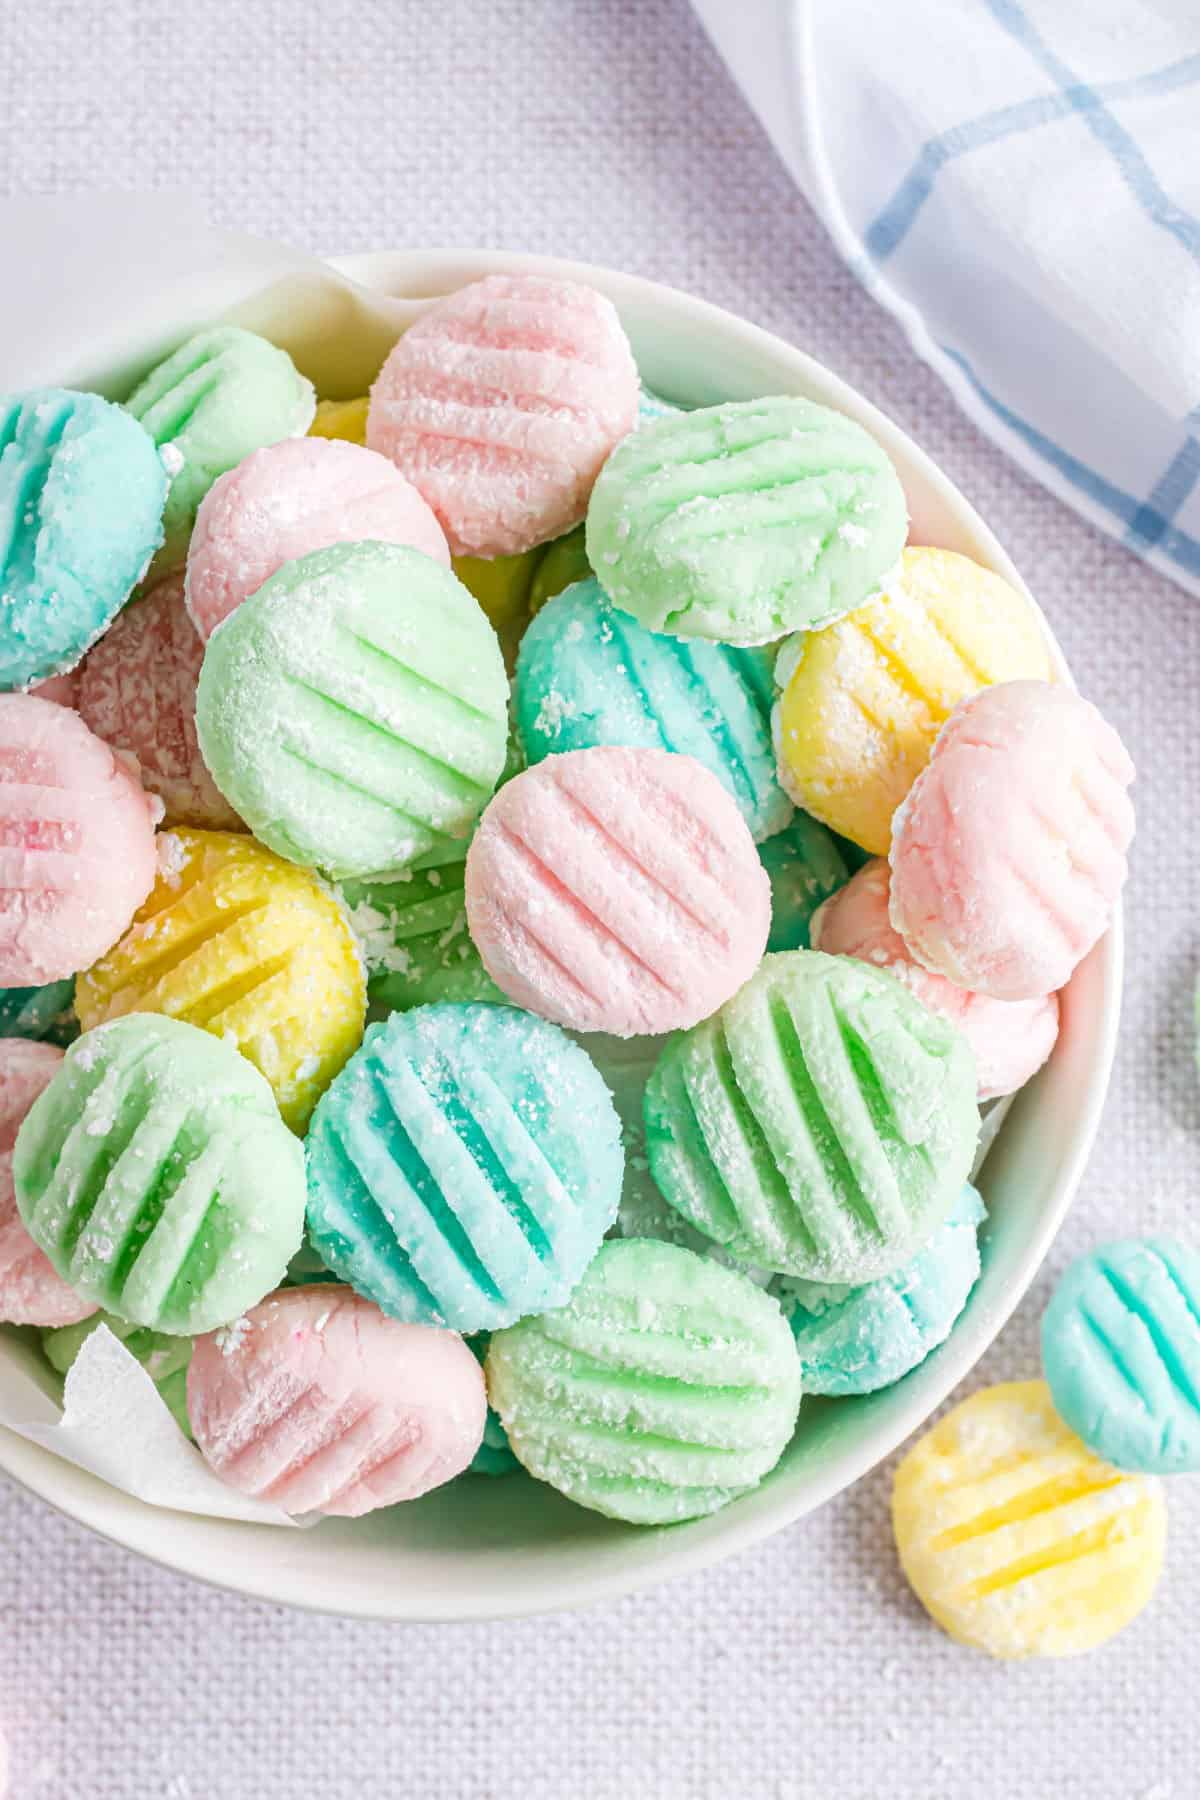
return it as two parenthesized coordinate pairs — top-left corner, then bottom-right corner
(892, 1380), (1166, 1659)
(453, 549), (540, 670)
(773, 546), (1053, 855)
(76, 829), (366, 1132)
(309, 395), (370, 443)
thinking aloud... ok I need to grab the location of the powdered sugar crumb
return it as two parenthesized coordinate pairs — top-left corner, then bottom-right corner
(215, 1316), (252, 1356)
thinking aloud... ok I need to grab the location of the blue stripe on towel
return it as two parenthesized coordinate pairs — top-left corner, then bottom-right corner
(942, 347), (1200, 579)
(987, 0), (1200, 265)
(866, 51), (1200, 262)
(1125, 421), (1200, 554)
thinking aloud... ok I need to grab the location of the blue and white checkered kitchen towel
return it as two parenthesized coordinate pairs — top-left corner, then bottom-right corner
(693, 0), (1200, 596)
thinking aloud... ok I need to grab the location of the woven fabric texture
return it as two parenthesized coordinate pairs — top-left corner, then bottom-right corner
(1, 3), (1196, 1796)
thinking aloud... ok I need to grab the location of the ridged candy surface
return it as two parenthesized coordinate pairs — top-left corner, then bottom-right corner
(889, 681), (1134, 999)
(759, 810), (850, 952)
(0, 388), (167, 690)
(465, 746), (771, 1037)
(1042, 1238), (1200, 1474)
(14, 1014), (306, 1334)
(893, 1380), (1166, 1659)
(586, 396), (907, 646)
(341, 841), (502, 1014)
(195, 541), (510, 880)
(188, 1285), (486, 1517)
(0, 1038), (95, 1326)
(773, 547), (1054, 854)
(0, 695), (160, 987)
(77, 575), (240, 829)
(185, 437), (450, 642)
(777, 1183), (984, 1396)
(515, 578), (793, 841)
(367, 273), (639, 557)
(125, 326), (315, 575)
(75, 829), (365, 1131)
(643, 950), (980, 1284)
(305, 1002), (624, 1334)
(42, 1311), (193, 1434)
(524, 388), (676, 620)
(812, 860), (1059, 1100)
(486, 1238), (802, 1524)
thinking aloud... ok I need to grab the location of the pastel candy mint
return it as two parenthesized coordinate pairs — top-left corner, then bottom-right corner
(773, 546), (1053, 856)
(305, 1002), (624, 1334)
(586, 396), (907, 646)
(515, 578), (793, 842)
(366, 273), (639, 558)
(486, 1238), (802, 1525)
(187, 1285), (486, 1517)
(0, 388), (167, 690)
(308, 396), (369, 444)
(13, 1014), (306, 1335)
(185, 435), (448, 642)
(463, 746), (770, 1038)
(776, 1183), (985, 1396)
(75, 829), (366, 1134)
(76, 574), (240, 830)
(643, 950), (979, 1285)
(195, 540), (510, 881)
(0, 695), (160, 989)
(889, 680), (1134, 1000)
(339, 727), (523, 1015)
(125, 326), (314, 575)
(1042, 1238), (1200, 1474)
(452, 549), (541, 672)
(811, 858), (1059, 1101)
(893, 1381), (1166, 1659)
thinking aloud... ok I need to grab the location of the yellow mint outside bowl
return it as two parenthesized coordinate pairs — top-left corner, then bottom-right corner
(893, 1380), (1166, 1659)
(75, 828), (366, 1131)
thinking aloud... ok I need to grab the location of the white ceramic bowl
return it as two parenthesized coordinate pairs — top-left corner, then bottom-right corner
(0, 250), (1121, 1619)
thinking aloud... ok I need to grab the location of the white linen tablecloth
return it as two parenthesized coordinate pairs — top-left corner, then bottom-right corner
(1, 3), (1197, 1796)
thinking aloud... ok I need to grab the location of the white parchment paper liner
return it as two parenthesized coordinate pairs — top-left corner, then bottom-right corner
(0, 1326), (304, 1525)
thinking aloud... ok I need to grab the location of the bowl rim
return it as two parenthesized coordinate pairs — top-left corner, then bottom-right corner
(0, 246), (1123, 1620)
